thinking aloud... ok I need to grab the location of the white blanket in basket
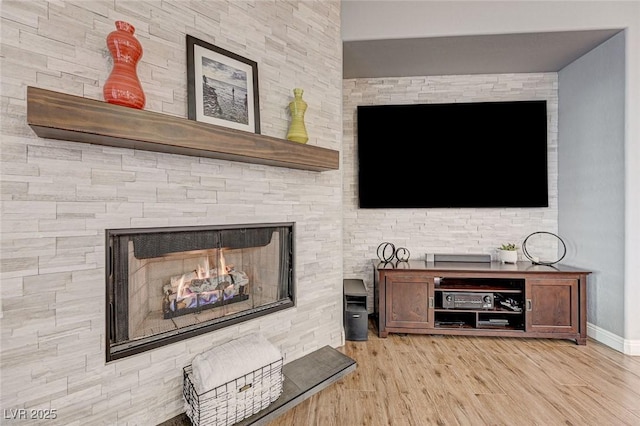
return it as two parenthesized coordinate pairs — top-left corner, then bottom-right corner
(190, 333), (282, 395)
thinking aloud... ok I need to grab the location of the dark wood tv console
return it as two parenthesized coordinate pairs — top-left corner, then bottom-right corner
(373, 261), (590, 345)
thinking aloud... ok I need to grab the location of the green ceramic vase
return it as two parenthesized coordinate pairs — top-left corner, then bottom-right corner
(286, 88), (308, 144)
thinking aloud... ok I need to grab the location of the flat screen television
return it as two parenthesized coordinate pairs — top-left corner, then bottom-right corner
(357, 100), (548, 208)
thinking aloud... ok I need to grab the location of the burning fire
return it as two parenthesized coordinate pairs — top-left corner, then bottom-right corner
(218, 253), (227, 277)
(176, 252), (234, 299)
(166, 250), (249, 317)
(197, 257), (210, 279)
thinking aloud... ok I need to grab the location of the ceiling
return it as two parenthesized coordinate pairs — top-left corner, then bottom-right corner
(343, 29), (622, 79)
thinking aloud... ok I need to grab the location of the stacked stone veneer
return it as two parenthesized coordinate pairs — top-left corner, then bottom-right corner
(343, 74), (559, 312)
(0, 1), (342, 424)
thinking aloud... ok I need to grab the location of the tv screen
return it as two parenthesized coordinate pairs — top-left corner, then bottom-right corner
(357, 100), (548, 208)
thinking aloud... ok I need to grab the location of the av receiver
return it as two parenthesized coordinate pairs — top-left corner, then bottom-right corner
(442, 292), (494, 309)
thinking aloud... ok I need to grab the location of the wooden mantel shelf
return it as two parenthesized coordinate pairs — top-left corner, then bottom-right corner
(26, 87), (339, 172)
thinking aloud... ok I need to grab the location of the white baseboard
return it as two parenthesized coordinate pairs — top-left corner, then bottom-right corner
(624, 339), (640, 356)
(587, 322), (640, 356)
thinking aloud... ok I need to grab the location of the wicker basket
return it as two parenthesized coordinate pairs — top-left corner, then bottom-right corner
(183, 358), (284, 426)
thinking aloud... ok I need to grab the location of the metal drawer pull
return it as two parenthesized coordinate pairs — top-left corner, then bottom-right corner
(526, 299), (532, 311)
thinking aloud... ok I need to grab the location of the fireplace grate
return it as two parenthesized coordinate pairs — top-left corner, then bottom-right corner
(163, 294), (249, 319)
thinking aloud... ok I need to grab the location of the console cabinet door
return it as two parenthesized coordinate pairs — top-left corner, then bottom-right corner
(525, 278), (578, 334)
(385, 274), (434, 329)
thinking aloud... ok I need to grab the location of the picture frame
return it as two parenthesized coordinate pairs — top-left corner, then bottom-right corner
(186, 35), (260, 134)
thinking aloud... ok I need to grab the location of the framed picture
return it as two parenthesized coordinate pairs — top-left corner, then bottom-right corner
(186, 35), (260, 134)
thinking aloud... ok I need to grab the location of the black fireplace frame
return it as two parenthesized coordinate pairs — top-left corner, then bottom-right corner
(105, 222), (295, 362)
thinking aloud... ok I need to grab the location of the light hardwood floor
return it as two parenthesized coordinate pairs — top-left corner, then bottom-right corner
(268, 319), (640, 426)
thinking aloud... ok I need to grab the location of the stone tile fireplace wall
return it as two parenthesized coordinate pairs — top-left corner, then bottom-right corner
(0, 1), (342, 424)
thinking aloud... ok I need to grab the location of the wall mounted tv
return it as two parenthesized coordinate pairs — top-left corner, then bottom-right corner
(357, 100), (549, 208)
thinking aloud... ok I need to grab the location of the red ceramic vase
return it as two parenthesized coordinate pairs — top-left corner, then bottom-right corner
(103, 21), (145, 109)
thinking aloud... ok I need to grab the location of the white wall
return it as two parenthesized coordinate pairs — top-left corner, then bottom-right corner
(342, 0), (640, 353)
(0, 1), (344, 424)
(343, 73), (559, 311)
(559, 32), (626, 346)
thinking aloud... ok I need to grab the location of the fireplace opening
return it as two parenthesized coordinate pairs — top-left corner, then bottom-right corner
(106, 223), (294, 361)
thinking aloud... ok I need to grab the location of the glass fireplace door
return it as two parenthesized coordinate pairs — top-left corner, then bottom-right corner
(107, 223), (294, 361)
